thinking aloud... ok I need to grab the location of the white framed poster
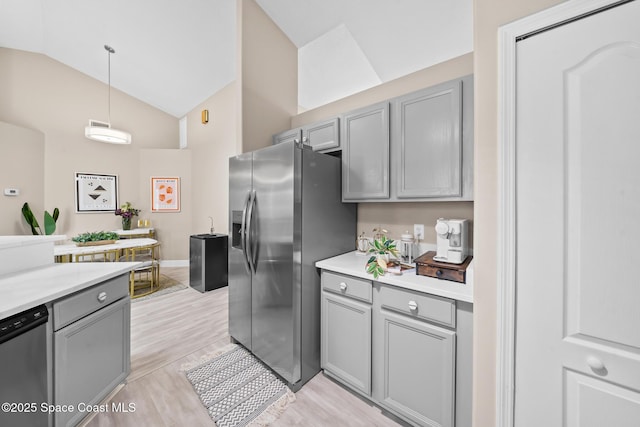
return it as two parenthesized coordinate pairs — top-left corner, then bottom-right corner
(151, 177), (180, 212)
(75, 173), (118, 212)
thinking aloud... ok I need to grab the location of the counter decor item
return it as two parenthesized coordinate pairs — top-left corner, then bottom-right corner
(21, 202), (59, 235)
(365, 236), (399, 278)
(115, 202), (140, 230)
(72, 231), (120, 246)
(414, 251), (473, 283)
(398, 230), (416, 263)
(356, 232), (369, 252)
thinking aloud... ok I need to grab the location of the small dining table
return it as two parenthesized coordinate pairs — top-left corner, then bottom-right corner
(54, 238), (158, 263)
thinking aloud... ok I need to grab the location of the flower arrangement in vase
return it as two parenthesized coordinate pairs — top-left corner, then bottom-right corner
(115, 202), (140, 230)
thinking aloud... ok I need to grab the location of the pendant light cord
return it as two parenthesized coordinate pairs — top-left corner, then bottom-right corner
(104, 45), (115, 125)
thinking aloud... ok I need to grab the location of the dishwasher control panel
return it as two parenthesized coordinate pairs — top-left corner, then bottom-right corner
(0, 305), (48, 344)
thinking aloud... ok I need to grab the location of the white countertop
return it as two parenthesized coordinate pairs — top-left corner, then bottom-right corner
(0, 262), (140, 319)
(54, 238), (158, 257)
(316, 251), (474, 303)
(0, 235), (66, 249)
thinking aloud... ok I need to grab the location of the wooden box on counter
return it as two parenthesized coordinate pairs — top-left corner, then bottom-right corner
(414, 251), (473, 284)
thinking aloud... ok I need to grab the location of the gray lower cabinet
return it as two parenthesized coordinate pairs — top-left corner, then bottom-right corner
(373, 284), (456, 427)
(321, 271), (372, 395)
(53, 274), (131, 427)
(320, 270), (472, 427)
(341, 101), (390, 201)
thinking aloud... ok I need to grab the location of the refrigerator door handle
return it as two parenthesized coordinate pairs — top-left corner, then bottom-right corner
(240, 191), (252, 274)
(246, 189), (257, 274)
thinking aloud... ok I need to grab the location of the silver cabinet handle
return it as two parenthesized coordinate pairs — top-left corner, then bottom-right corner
(408, 300), (418, 311)
(587, 355), (606, 373)
(97, 292), (107, 302)
(339, 282), (348, 292)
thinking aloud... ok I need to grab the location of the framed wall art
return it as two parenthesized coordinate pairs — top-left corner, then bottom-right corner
(151, 177), (180, 212)
(75, 173), (118, 213)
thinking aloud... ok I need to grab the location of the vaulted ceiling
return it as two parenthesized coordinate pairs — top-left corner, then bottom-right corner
(0, 0), (472, 117)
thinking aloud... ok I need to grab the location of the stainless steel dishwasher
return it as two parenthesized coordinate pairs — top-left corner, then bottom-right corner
(0, 305), (49, 427)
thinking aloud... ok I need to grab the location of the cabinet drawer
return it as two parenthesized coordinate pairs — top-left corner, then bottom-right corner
(53, 274), (129, 331)
(322, 271), (372, 304)
(378, 284), (456, 328)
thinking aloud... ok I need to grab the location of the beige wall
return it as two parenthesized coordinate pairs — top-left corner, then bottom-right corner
(238, 0), (297, 153)
(185, 82), (238, 237)
(0, 121), (45, 235)
(138, 149), (192, 260)
(291, 53), (474, 246)
(472, 0), (564, 425)
(0, 48), (188, 258)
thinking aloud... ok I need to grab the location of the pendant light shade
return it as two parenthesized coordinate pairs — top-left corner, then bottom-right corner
(85, 120), (132, 144)
(86, 45), (132, 144)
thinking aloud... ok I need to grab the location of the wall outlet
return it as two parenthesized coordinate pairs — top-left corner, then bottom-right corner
(414, 224), (424, 240)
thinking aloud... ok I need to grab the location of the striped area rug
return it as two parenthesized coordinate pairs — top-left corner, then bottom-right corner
(185, 345), (295, 427)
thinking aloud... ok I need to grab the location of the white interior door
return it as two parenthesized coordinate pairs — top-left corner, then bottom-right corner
(515, 1), (640, 425)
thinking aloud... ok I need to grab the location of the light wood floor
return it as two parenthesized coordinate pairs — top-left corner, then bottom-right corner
(85, 267), (402, 427)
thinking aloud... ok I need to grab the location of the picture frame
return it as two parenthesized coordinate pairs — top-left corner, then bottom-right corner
(151, 177), (181, 212)
(75, 173), (118, 213)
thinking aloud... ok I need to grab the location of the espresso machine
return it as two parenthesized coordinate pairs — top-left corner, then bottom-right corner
(434, 218), (469, 264)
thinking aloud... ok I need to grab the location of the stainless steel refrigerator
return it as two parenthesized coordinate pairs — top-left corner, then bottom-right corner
(228, 140), (356, 390)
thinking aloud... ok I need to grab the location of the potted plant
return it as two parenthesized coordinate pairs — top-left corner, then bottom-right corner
(71, 231), (120, 246)
(21, 202), (59, 235)
(115, 202), (140, 230)
(365, 235), (399, 278)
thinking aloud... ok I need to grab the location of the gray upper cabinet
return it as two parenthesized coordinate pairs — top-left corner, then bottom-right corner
(272, 117), (340, 153)
(339, 75), (473, 202)
(341, 102), (390, 201)
(303, 117), (340, 152)
(273, 127), (302, 146)
(393, 80), (462, 198)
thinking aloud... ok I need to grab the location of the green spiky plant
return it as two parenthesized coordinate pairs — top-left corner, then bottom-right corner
(21, 202), (59, 235)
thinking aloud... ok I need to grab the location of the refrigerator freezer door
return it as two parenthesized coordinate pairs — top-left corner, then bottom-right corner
(228, 153), (253, 350)
(251, 142), (301, 384)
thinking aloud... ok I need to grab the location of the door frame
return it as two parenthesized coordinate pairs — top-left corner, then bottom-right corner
(495, 0), (632, 426)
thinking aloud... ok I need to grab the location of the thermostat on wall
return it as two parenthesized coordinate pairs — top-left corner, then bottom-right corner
(4, 188), (20, 196)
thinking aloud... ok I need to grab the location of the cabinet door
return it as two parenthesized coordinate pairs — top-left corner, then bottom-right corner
(303, 117), (340, 152)
(374, 308), (456, 427)
(341, 102), (390, 200)
(393, 80), (462, 198)
(54, 297), (130, 427)
(273, 127), (302, 146)
(321, 291), (372, 395)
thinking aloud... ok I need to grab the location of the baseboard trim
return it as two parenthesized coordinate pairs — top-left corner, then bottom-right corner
(160, 259), (189, 267)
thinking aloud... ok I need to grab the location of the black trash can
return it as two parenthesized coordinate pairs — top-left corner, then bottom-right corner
(189, 234), (228, 292)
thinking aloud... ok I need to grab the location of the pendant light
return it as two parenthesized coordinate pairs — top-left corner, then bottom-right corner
(85, 45), (132, 144)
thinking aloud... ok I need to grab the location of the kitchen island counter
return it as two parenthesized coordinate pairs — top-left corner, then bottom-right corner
(316, 251), (473, 303)
(0, 262), (139, 318)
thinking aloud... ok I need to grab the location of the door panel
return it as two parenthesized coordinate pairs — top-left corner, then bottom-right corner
(565, 370), (640, 427)
(393, 81), (462, 198)
(228, 153), (253, 349)
(342, 102), (390, 200)
(515, 2), (640, 425)
(250, 142), (299, 383)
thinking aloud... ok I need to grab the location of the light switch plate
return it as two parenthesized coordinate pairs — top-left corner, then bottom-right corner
(4, 188), (19, 196)
(414, 224), (424, 240)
